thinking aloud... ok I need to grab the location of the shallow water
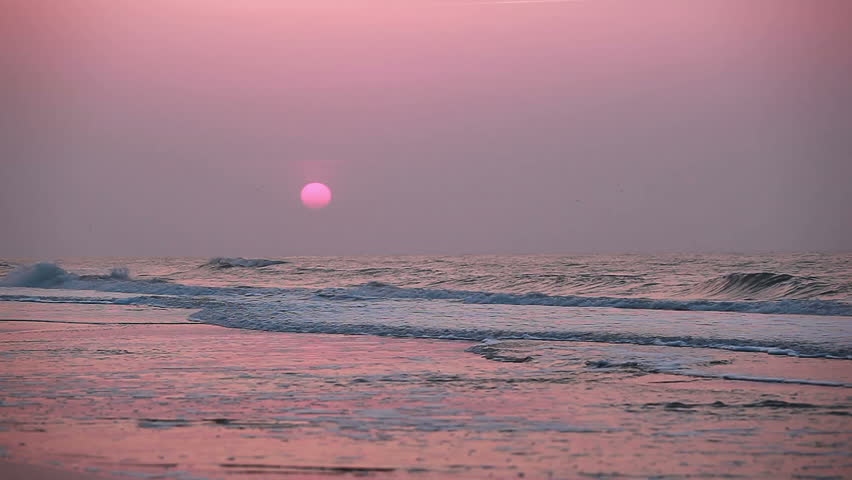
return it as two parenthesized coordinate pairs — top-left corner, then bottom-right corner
(0, 311), (849, 480)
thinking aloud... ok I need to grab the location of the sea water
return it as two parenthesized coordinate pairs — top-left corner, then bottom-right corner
(1, 254), (851, 478)
(1, 253), (850, 367)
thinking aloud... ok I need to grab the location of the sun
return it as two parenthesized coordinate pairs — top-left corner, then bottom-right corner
(300, 182), (332, 209)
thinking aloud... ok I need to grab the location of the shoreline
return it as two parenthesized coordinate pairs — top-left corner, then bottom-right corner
(1, 316), (851, 479)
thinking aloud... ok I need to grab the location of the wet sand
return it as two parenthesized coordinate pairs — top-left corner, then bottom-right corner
(1, 460), (120, 480)
(1, 315), (851, 479)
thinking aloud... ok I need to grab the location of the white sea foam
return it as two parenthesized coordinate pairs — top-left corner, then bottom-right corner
(186, 296), (852, 359)
(0, 262), (73, 288)
(468, 340), (852, 387)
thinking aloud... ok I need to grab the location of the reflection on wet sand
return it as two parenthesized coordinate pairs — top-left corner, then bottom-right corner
(0, 312), (850, 479)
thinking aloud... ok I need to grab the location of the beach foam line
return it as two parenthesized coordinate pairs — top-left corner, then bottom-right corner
(191, 306), (852, 360)
(0, 295), (131, 305)
(671, 370), (851, 388)
(2, 289), (850, 359)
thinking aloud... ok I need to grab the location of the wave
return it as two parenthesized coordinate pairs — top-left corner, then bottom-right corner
(467, 340), (852, 385)
(687, 272), (842, 300)
(78, 266), (132, 281)
(0, 263), (236, 297)
(2, 264), (851, 317)
(0, 294), (129, 305)
(3, 290), (849, 358)
(0, 262), (74, 288)
(189, 303), (852, 359)
(204, 257), (288, 269)
(317, 282), (852, 316)
(0, 263), (135, 288)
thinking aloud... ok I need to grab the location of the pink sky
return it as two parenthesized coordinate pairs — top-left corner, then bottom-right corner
(2, 0), (851, 256)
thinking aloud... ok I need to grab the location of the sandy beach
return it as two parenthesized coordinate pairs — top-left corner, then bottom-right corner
(5, 0), (851, 476)
(1, 303), (850, 480)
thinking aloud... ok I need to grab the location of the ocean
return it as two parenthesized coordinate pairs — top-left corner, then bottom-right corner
(1, 253), (851, 478)
(1, 253), (850, 361)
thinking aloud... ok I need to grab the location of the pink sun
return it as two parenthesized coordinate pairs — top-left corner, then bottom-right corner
(300, 182), (332, 209)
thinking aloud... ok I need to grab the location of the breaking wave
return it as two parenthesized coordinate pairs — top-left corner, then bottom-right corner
(0, 262), (74, 288)
(687, 272), (842, 300)
(204, 257), (288, 269)
(0, 263), (233, 296)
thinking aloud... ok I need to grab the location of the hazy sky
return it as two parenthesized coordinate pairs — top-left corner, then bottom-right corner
(2, 0), (851, 257)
